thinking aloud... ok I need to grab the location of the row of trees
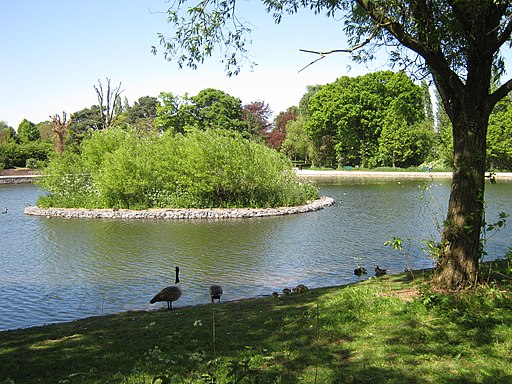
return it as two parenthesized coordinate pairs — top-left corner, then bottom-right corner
(2, 72), (512, 172)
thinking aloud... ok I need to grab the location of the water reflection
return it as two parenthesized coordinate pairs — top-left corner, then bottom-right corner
(0, 180), (510, 330)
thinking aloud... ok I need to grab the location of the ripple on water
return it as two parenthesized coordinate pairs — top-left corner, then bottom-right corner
(1, 181), (511, 330)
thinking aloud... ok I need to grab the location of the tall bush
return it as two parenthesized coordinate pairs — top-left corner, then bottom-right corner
(37, 128), (318, 209)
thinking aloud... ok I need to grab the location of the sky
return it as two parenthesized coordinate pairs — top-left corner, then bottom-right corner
(0, 0), (393, 129)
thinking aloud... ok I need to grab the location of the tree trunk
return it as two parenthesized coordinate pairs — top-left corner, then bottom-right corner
(433, 105), (489, 289)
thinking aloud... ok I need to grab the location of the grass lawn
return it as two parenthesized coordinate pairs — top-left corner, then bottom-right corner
(1, 263), (511, 384)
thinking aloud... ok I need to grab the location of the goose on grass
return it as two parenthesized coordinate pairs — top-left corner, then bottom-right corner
(150, 266), (182, 310)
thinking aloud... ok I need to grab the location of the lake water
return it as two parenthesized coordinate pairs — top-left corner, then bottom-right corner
(1, 179), (511, 331)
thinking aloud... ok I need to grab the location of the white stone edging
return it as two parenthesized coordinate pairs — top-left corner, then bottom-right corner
(24, 196), (335, 220)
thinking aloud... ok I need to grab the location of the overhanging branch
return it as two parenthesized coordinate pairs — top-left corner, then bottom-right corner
(298, 28), (380, 72)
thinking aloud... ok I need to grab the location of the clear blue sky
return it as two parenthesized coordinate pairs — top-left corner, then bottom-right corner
(0, 0), (391, 129)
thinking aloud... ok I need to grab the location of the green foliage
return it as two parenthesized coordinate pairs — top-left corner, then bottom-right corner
(0, 121), (16, 143)
(122, 96), (159, 135)
(188, 88), (248, 133)
(0, 141), (53, 169)
(37, 128), (318, 209)
(155, 89), (250, 137)
(487, 96), (512, 171)
(305, 71), (427, 168)
(155, 92), (187, 134)
(17, 119), (40, 142)
(281, 116), (318, 166)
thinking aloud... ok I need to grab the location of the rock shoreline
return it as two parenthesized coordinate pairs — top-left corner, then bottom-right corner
(24, 196), (335, 220)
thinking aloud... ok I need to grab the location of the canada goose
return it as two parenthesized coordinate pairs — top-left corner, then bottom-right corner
(282, 288), (291, 296)
(375, 266), (387, 276)
(150, 266), (182, 310)
(2, 207), (7, 214)
(354, 267), (367, 276)
(209, 284), (223, 303)
(271, 291), (279, 298)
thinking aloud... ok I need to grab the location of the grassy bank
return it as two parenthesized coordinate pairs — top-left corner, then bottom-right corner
(1, 264), (511, 384)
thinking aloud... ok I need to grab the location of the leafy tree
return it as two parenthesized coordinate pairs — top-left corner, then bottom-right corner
(270, 106), (299, 151)
(306, 71), (424, 168)
(0, 121), (16, 143)
(299, 85), (322, 118)
(123, 96), (159, 134)
(155, 0), (512, 288)
(67, 106), (104, 149)
(37, 121), (54, 142)
(433, 90), (453, 167)
(155, 92), (190, 134)
(487, 96), (512, 170)
(187, 88), (248, 133)
(377, 76), (433, 167)
(281, 116), (318, 166)
(242, 101), (272, 139)
(17, 119), (40, 143)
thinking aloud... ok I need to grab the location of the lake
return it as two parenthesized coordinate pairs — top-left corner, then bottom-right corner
(1, 178), (511, 331)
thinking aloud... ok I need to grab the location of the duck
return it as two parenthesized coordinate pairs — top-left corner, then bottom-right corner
(282, 287), (291, 296)
(271, 291), (279, 298)
(2, 207), (7, 214)
(209, 284), (223, 303)
(150, 266), (182, 310)
(354, 267), (367, 276)
(375, 266), (387, 276)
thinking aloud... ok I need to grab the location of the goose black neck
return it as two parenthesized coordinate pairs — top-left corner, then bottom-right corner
(175, 267), (180, 284)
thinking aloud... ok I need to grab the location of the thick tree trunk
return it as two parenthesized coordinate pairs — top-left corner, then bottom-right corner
(433, 105), (489, 289)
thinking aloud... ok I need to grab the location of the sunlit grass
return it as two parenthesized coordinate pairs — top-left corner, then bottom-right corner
(1, 262), (511, 383)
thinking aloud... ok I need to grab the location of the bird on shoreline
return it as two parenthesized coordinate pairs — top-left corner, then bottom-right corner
(209, 284), (223, 303)
(293, 284), (309, 294)
(375, 266), (387, 276)
(354, 267), (367, 276)
(150, 266), (182, 310)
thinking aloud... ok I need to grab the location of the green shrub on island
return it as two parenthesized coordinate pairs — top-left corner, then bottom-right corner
(36, 128), (318, 209)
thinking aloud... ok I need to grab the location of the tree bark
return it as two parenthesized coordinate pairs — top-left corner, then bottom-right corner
(433, 102), (489, 289)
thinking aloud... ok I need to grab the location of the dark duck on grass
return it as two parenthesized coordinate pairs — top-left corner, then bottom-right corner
(209, 284), (223, 303)
(150, 266), (182, 310)
(375, 266), (387, 276)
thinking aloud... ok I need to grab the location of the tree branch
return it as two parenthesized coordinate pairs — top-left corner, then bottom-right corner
(298, 27), (380, 73)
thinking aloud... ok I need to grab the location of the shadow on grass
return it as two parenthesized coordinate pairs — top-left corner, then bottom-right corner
(1, 270), (511, 383)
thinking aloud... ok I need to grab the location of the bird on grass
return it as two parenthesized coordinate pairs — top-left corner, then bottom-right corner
(354, 267), (367, 276)
(375, 266), (387, 276)
(293, 284), (309, 294)
(150, 266), (182, 310)
(282, 288), (291, 296)
(209, 284), (223, 303)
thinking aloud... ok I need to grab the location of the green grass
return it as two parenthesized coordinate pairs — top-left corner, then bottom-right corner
(1, 263), (512, 384)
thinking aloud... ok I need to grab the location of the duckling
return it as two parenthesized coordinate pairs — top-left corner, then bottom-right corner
(150, 266), (182, 310)
(375, 266), (387, 276)
(209, 284), (223, 303)
(293, 284), (309, 294)
(354, 267), (367, 276)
